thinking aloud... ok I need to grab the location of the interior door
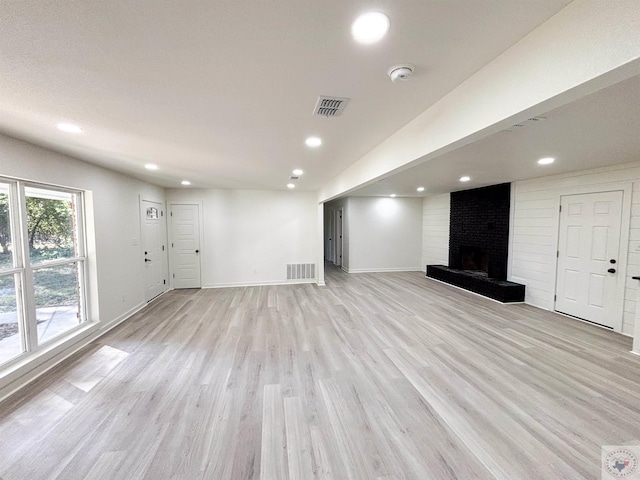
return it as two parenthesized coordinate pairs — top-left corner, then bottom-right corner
(555, 191), (623, 329)
(335, 208), (343, 267)
(141, 200), (167, 302)
(170, 204), (201, 289)
(327, 210), (334, 263)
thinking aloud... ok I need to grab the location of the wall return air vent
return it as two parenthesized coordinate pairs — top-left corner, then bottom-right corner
(313, 96), (350, 117)
(287, 263), (315, 280)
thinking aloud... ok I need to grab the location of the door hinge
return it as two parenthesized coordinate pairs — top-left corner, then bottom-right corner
(172, 243), (174, 247)
(163, 279), (166, 285)
(554, 294), (557, 301)
(559, 205), (562, 212)
(162, 245), (165, 251)
(161, 211), (164, 217)
(173, 273), (175, 278)
(557, 250), (559, 257)
(170, 211), (173, 216)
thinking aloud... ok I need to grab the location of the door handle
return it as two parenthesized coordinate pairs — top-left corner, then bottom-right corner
(195, 249), (199, 253)
(145, 258), (151, 263)
(610, 259), (617, 264)
(607, 268), (616, 273)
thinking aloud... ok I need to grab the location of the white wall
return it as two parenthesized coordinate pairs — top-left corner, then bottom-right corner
(422, 194), (450, 267)
(345, 196), (422, 273)
(0, 132), (165, 398)
(165, 189), (318, 287)
(0, 133), (165, 321)
(510, 162), (640, 335)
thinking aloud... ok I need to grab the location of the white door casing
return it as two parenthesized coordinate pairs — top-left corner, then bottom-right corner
(141, 199), (167, 302)
(555, 191), (624, 330)
(170, 204), (201, 289)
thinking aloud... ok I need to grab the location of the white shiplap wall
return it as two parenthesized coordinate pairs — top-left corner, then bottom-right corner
(422, 194), (450, 268)
(510, 162), (640, 335)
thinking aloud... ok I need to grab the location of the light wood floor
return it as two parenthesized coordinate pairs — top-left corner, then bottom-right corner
(1, 266), (640, 479)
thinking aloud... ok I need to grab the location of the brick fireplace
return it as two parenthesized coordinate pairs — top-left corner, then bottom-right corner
(427, 183), (525, 302)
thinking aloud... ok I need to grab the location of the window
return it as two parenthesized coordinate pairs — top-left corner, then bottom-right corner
(0, 179), (87, 367)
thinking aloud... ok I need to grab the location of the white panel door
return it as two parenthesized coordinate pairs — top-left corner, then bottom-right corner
(327, 210), (334, 262)
(141, 200), (167, 302)
(556, 191), (623, 329)
(171, 204), (201, 289)
(335, 208), (343, 267)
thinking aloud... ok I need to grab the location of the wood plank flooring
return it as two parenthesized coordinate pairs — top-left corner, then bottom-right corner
(1, 265), (640, 479)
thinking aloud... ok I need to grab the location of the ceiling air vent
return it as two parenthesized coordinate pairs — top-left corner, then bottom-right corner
(290, 176), (300, 180)
(502, 115), (548, 132)
(313, 96), (350, 117)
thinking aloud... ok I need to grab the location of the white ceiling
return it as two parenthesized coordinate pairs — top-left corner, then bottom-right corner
(0, 0), (572, 191)
(351, 73), (640, 197)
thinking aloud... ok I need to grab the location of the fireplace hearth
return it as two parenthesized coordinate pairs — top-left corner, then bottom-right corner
(426, 265), (525, 303)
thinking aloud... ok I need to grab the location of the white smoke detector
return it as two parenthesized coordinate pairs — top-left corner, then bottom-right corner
(387, 64), (414, 83)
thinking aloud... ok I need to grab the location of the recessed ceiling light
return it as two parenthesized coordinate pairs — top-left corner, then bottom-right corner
(145, 164), (159, 170)
(416, 187), (425, 192)
(287, 183), (295, 189)
(352, 12), (390, 44)
(538, 157), (555, 165)
(57, 122), (83, 134)
(390, 194), (396, 198)
(292, 169), (304, 176)
(459, 176), (471, 182)
(305, 137), (322, 148)
(181, 180), (191, 186)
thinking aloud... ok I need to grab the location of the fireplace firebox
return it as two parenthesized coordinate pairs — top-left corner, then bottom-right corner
(460, 246), (489, 275)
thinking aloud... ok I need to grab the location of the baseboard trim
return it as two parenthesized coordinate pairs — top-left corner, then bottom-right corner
(0, 301), (147, 404)
(342, 267), (423, 274)
(203, 279), (316, 288)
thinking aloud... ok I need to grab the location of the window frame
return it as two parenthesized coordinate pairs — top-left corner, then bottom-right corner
(0, 176), (89, 367)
